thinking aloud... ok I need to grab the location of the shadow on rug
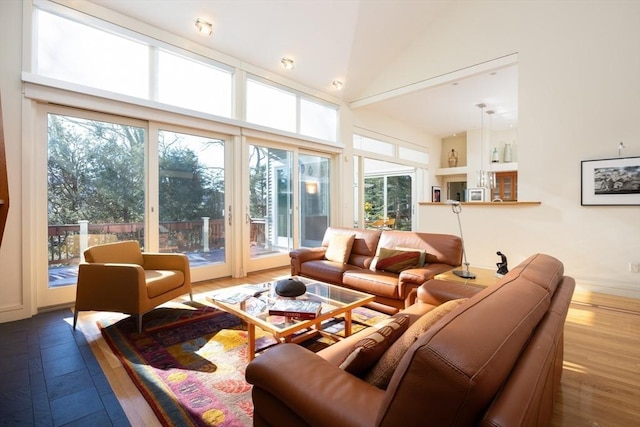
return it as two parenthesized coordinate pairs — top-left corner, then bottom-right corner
(98, 301), (388, 427)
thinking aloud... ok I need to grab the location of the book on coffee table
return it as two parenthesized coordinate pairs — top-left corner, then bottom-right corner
(268, 299), (322, 320)
(209, 284), (270, 305)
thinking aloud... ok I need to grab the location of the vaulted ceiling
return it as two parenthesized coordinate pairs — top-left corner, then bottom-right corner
(85, 0), (517, 137)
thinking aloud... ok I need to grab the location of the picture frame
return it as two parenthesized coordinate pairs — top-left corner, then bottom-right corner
(467, 187), (485, 202)
(431, 186), (441, 202)
(581, 156), (640, 206)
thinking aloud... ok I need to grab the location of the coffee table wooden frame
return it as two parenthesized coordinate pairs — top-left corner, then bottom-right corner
(208, 279), (375, 360)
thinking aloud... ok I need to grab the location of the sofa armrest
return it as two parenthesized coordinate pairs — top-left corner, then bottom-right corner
(142, 253), (190, 272)
(289, 247), (327, 262)
(76, 263), (147, 313)
(397, 263), (459, 301)
(289, 247), (327, 275)
(246, 344), (383, 427)
(417, 278), (483, 305)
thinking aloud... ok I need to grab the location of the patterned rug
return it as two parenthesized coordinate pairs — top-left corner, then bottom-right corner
(98, 300), (388, 426)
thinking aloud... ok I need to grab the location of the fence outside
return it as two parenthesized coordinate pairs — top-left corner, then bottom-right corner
(48, 218), (232, 266)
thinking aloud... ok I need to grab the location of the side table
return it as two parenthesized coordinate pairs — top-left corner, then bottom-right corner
(435, 267), (503, 288)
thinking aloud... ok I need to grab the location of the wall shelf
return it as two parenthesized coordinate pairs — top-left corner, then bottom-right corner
(435, 166), (467, 176)
(418, 201), (540, 206)
(435, 162), (517, 177)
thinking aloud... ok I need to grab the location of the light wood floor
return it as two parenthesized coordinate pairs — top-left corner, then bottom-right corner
(73, 268), (640, 426)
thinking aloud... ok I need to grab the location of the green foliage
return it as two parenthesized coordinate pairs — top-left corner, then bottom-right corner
(364, 175), (412, 230)
(47, 115), (145, 224)
(47, 115), (226, 227)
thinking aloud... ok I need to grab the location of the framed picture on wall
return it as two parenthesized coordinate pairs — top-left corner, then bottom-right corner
(432, 186), (442, 202)
(581, 156), (640, 206)
(467, 187), (485, 202)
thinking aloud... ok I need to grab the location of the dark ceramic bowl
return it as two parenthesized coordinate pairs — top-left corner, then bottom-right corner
(275, 278), (307, 297)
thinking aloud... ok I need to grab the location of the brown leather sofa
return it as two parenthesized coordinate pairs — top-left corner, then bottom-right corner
(290, 227), (463, 314)
(247, 253), (575, 426)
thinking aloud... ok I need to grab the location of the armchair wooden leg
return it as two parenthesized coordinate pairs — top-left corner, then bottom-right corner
(73, 310), (79, 330)
(189, 291), (193, 301)
(137, 314), (143, 334)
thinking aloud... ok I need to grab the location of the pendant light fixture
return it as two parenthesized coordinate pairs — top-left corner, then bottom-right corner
(486, 109), (496, 189)
(476, 103), (496, 191)
(476, 103), (487, 188)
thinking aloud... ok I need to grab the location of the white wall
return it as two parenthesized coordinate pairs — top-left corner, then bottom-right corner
(0, 0), (29, 322)
(356, 1), (640, 296)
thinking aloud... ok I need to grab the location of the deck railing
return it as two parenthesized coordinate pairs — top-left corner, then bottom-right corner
(47, 218), (250, 266)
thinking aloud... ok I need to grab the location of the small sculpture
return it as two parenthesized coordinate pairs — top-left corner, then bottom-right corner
(448, 149), (458, 167)
(496, 251), (509, 276)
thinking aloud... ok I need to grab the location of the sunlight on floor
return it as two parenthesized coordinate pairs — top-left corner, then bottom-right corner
(563, 360), (588, 374)
(566, 306), (596, 326)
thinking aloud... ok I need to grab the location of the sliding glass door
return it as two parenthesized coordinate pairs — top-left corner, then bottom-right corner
(299, 154), (330, 247)
(42, 107), (234, 306)
(246, 144), (293, 271)
(245, 144), (331, 271)
(45, 110), (146, 305)
(157, 129), (230, 280)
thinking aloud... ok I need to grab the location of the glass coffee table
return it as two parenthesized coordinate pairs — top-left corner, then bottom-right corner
(207, 277), (375, 360)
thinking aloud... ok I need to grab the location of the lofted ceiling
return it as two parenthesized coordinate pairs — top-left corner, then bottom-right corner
(84, 0), (517, 137)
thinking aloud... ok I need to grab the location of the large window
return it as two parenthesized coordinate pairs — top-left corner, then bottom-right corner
(353, 134), (427, 231)
(246, 80), (296, 132)
(34, 4), (338, 143)
(35, 7), (233, 117)
(36, 9), (149, 99)
(246, 76), (338, 142)
(157, 51), (233, 117)
(364, 171), (414, 231)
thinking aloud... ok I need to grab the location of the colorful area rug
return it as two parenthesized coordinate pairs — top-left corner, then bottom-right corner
(98, 301), (388, 427)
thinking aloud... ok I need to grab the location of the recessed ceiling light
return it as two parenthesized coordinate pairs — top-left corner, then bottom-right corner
(195, 18), (213, 36)
(332, 80), (343, 90)
(281, 57), (294, 70)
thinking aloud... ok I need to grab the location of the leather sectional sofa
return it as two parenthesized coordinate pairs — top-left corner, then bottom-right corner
(247, 253), (576, 426)
(289, 226), (463, 314)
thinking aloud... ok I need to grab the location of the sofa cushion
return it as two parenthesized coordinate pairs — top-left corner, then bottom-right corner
(364, 298), (467, 389)
(145, 270), (185, 299)
(396, 246), (427, 267)
(325, 234), (355, 264)
(375, 248), (422, 273)
(339, 315), (410, 376)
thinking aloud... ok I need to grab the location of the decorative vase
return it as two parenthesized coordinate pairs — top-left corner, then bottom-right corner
(448, 149), (458, 167)
(503, 144), (512, 163)
(491, 147), (500, 163)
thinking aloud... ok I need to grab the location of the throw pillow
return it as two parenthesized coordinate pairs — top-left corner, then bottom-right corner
(364, 298), (467, 389)
(325, 234), (356, 264)
(395, 246), (427, 267)
(375, 248), (422, 273)
(339, 315), (410, 376)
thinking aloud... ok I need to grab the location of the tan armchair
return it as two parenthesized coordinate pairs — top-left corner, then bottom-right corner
(73, 240), (192, 333)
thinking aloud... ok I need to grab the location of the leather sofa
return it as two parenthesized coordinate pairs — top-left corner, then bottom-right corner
(289, 227), (463, 313)
(247, 253), (575, 426)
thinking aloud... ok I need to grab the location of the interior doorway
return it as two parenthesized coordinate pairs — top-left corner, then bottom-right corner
(447, 181), (467, 202)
